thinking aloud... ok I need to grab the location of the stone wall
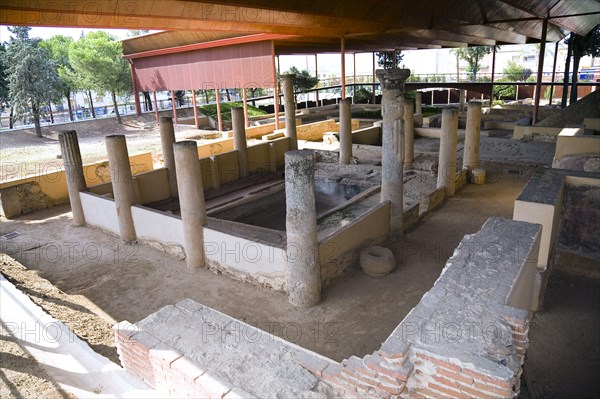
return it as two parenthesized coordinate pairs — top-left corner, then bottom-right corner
(419, 188), (445, 215)
(557, 184), (600, 260)
(116, 217), (541, 399)
(0, 152), (154, 218)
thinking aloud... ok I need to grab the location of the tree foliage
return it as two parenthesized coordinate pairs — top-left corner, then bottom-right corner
(452, 46), (492, 81)
(353, 87), (373, 104)
(569, 24), (600, 104)
(41, 35), (77, 121)
(127, 30), (150, 37)
(502, 61), (532, 82)
(69, 31), (131, 124)
(4, 26), (60, 137)
(282, 66), (319, 103)
(376, 50), (403, 69)
(0, 43), (8, 121)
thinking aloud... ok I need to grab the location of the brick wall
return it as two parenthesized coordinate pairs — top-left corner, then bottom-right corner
(115, 217), (540, 399)
(115, 321), (252, 398)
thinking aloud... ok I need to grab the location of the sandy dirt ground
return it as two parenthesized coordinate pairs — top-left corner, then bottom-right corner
(1, 112), (597, 398)
(0, 109), (205, 182)
(0, 167), (535, 363)
(0, 321), (75, 399)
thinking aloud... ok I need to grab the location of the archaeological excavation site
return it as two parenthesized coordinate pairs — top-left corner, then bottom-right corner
(0, 1), (599, 399)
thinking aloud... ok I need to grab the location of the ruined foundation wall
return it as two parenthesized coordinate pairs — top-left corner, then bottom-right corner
(0, 152), (154, 218)
(318, 202), (390, 283)
(116, 217), (540, 399)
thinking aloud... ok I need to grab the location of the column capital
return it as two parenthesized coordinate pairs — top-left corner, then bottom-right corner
(376, 68), (411, 90)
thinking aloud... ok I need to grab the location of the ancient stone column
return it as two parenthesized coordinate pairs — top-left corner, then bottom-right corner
(174, 141), (207, 268)
(376, 68), (411, 237)
(232, 106), (249, 177)
(339, 98), (352, 164)
(106, 135), (137, 242)
(463, 101), (483, 171)
(160, 116), (178, 197)
(437, 108), (458, 197)
(403, 102), (415, 169)
(281, 74), (298, 150)
(58, 130), (87, 226)
(459, 89), (466, 112)
(285, 150), (320, 308)
(415, 91), (423, 115)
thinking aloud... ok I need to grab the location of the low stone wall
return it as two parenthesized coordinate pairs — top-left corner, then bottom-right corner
(224, 119), (301, 139)
(276, 119), (361, 141)
(415, 127), (466, 140)
(352, 125), (381, 145)
(0, 152), (153, 218)
(554, 184), (600, 278)
(513, 168), (600, 310)
(419, 188), (445, 215)
(552, 127), (600, 168)
(583, 118), (600, 131)
(197, 137), (235, 158)
(455, 169), (468, 192)
(116, 217), (541, 399)
(483, 120), (516, 130)
(512, 126), (562, 140)
(402, 202), (420, 232)
(318, 202), (390, 284)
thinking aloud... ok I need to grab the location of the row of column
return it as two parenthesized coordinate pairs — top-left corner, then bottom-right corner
(436, 102), (482, 196)
(374, 70), (482, 238)
(59, 80), (482, 312)
(59, 119), (319, 308)
(149, 90), (251, 132)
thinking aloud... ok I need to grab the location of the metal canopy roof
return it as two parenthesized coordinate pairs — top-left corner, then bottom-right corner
(1, 0), (598, 55)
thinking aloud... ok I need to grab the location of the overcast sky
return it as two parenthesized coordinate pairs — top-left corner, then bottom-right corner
(0, 26), (131, 42)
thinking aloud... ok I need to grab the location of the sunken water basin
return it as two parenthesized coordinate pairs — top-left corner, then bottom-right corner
(209, 180), (379, 232)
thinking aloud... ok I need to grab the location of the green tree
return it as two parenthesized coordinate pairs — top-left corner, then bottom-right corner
(69, 31), (131, 124)
(127, 30), (150, 37)
(502, 61), (532, 82)
(283, 66), (319, 104)
(172, 90), (186, 107)
(0, 42), (11, 128)
(376, 50), (403, 69)
(569, 24), (600, 104)
(452, 47), (492, 81)
(5, 26), (60, 137)
(353, 87), (373, 104)
(41, 35), (77, 122)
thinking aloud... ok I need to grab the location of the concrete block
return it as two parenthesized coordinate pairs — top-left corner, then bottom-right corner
(262, 131), (285, 141)
(0, 186), (21, 218)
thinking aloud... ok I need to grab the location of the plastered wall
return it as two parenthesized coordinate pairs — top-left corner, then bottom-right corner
(80, 192), (120, 235)
(318, 202), (390, 282)
(553, 128), (600, 166)
(0, 152), (153, 218)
